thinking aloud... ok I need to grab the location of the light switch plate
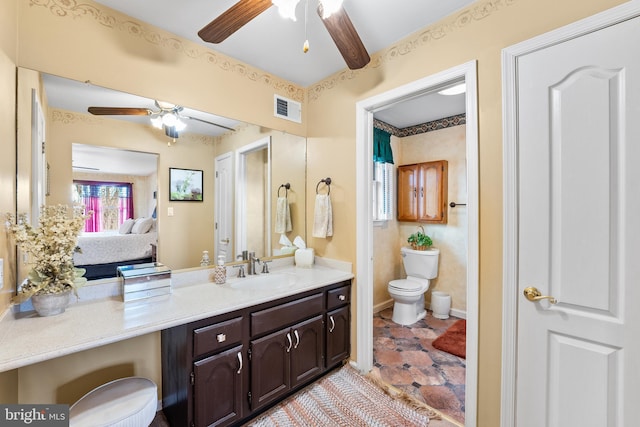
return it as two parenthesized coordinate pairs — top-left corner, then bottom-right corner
(168, 207), (174, 217)
(0, 258), (3, 289)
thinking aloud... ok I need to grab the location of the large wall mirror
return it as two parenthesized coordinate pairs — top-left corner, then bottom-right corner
(16, 67), (307, 285)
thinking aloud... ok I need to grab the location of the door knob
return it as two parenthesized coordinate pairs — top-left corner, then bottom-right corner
(220, 238), (230, 244)
(524, 286), (557, 304)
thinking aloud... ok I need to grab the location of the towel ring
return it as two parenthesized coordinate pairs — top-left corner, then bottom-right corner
(316, 177), (332, 195)
(278, 183), (290, 198)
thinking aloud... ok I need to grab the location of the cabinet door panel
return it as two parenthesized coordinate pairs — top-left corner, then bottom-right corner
(418, 160), (448, 223)
(397, 165), (418, 221)
(193, 345), (244, 427)
(291, 315), (324, 387)
(250, 330), (291, 411)
(326, 306), (351, 367)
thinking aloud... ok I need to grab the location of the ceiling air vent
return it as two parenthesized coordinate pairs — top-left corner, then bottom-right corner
(274, 95), (301, 123)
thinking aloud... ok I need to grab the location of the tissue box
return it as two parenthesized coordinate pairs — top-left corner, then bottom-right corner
(117, 263), (171, 302)
(295, 248), (315, 268)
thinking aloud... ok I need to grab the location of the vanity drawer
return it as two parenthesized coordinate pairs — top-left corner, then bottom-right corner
(251, 293), (323, 336)
(193, 316), (243, 358)
(327, 284), (351, 310)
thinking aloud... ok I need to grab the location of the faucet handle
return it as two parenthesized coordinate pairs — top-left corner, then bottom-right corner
(261, 260), (271, 274)
(234, 264), (246, 278)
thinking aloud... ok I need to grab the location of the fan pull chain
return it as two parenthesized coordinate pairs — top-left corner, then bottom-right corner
(303, 0), (310, 53)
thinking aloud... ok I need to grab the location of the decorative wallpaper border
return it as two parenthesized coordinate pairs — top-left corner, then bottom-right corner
(29, 0), (304, 102)
(374, 114), (466, 137)
(31, 0), (516, 104)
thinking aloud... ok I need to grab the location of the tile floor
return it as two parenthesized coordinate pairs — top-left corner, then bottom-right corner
(370, 307), (466, 425)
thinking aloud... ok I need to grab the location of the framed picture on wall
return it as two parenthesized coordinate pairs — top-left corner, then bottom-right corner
(169, 168), (203, 201)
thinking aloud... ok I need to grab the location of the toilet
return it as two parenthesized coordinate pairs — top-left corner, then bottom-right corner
(388, 246), (440, 325)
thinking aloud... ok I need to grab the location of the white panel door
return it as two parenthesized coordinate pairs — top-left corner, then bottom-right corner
(214, 152), (233, 263)
(516, 16), (640, 427)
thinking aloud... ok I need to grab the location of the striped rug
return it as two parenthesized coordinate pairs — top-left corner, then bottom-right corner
(246, 364), (438, 426)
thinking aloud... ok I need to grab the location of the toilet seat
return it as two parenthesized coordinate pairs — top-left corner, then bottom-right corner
(389, 279), (424, 292)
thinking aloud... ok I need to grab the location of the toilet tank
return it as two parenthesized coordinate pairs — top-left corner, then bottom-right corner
(401, 246), (439, 279)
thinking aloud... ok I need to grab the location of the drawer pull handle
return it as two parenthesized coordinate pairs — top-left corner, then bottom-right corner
(236, 352), (243, 374)
(285, 332), (292, 353)
(293, 330), (300, 349)
(338, 295), (346, 301)
(329, 316), (335, 333)
(216, 333), (226, 343)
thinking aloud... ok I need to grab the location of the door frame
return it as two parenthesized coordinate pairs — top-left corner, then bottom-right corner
(501, 2), (640, 425)
(235, 136), (272, 257)
(355, 60), (479, 426)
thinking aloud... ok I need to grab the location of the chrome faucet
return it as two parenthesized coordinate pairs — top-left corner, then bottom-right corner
(248, 252), (259, 275)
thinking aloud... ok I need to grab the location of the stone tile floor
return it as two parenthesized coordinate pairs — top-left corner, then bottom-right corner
(370, 307), (466, 425)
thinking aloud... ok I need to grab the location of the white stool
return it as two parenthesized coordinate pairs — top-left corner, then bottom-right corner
(70, 377), (157, 427)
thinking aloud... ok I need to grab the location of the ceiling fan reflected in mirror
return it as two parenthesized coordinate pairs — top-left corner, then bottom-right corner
(87, 100), (236, 142)
(198, 0), (370, 70)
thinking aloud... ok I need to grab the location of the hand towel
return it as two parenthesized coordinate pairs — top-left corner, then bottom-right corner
(312, 194), (333, 238)
(275, 196), (292, 234)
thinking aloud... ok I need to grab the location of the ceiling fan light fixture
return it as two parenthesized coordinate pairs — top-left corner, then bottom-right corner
(162, 112), (179, 127)
(319, 0), (343, 18)
(150, 116), (163, 129)
(173, 119), (187, 132)
(272, 0), (300, 21)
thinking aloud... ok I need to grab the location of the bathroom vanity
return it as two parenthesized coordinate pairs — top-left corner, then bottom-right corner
(161, 279), (351, 427)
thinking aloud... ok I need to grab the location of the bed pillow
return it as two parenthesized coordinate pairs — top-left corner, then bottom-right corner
(118, 218), (136, 234)
(131, 217), (154, 234)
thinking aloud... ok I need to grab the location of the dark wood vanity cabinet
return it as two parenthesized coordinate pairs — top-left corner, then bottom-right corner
(162, 280), (351, 427)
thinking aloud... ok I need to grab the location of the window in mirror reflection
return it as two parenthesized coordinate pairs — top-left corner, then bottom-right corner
(73, 181), (133, 232)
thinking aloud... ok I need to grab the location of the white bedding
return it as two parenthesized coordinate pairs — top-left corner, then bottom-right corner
(73, 230), (157, 266)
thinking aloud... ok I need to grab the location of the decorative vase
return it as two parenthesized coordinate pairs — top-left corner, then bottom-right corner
(31, 290), (72, 317)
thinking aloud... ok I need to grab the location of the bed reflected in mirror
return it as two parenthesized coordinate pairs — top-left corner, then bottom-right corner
(71, 144), (159, 280)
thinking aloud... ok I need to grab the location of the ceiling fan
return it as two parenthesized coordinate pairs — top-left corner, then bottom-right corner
(88, 100), (236, 140)
(198, 0), (370, 70)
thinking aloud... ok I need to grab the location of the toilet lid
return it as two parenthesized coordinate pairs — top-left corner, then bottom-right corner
(389, 279), (423, 292)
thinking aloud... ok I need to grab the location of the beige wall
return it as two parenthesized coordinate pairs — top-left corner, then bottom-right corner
(373, 125), (467, 313)
(2, 0), (628, 425)
(0, 0), (18, 404)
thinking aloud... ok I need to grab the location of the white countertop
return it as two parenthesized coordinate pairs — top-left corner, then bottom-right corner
(0, 259), (353, 373)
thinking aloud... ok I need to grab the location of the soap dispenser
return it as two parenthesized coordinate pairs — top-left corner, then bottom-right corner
(213, 255), (227, 284)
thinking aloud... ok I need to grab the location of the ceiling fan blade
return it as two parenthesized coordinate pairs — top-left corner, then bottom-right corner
(317, 5), (370, 70)
(184, 115), (236, 132)
(198, 0), (272, 43)
(88, 107), (151, 116)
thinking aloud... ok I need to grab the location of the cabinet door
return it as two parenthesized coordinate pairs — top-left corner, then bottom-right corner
(250, 329), (291, 411)
(326, 306), (351, 368)
(193, 345), (244, 427)
(290, 315), (324, 388)
(418, 160), (448, 223)
(397, 164), (418, 221)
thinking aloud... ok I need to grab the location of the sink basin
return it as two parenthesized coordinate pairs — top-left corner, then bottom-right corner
(227, 273), (296, 291)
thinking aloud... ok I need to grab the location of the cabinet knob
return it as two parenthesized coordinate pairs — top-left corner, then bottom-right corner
(338, 295), (346, 301)
(216, 333), (226, 343)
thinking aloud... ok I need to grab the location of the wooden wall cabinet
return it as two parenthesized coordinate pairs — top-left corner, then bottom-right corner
(162, 280), (351, 427)
(397, 160), (448, 224)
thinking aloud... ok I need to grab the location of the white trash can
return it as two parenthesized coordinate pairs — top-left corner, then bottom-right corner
(431, 291), (451, 319)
